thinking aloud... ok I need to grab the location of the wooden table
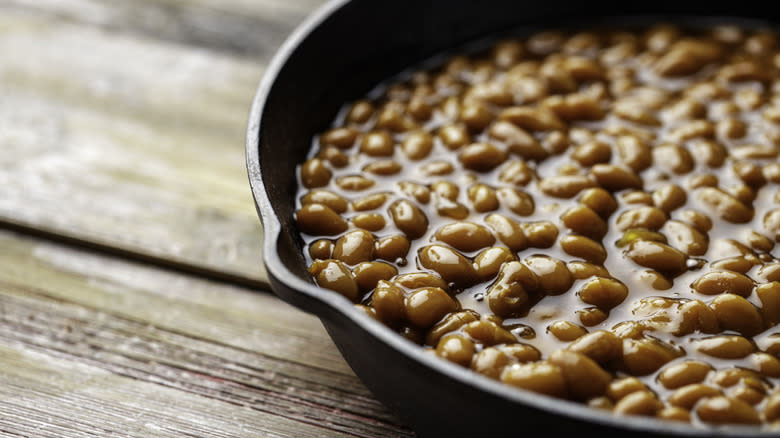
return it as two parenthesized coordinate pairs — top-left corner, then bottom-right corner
(0, 1), (412, 436)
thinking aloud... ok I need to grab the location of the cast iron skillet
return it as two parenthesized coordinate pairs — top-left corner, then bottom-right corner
(247, 1), (779, 436)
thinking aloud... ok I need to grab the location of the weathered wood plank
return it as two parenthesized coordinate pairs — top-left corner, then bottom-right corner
(4, 0), (325, 57)
(0, 230), (413, 437)
(0, 6), (303, 285)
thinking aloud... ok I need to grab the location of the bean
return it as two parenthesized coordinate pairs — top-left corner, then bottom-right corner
(459, 101), (494, 132)
(419, 245), (479, 287)
(486, 261), (537, 318)
(499, 343), (541, 363)
(645, 24), (679, 52)
(764, 209), (780, 242)
(485, 214), (528, 251)
(655, 39), (722, 76)
(318, 145), (348, 167)
(730, 386), (766, 406)
(300, 158), (332, 188)
(677, 300), (721, 335)
(622, 338), (681, 376)
(407, 95), (432, 121)
(756, 264), (780, 282)
(688, 174), (718, 190)
(333, 230), (375, 265)
(522, 221), (559, 248)
(498, 159), (535, 186)
(635, 270), (672, 290)
(388, 200), (428, 239)
(430, 181), (459, 201)
(497, 187), (534, 216)
(359, 131), (394, 156)
(621, 191), (654, 206)
(335, 175), (375, 191)
(352, 214), (385, 231)
(616, 206), (668, 231)
(579, 188), (618, 218)
(473, 247), (515, 281)
(354, 262), (397, 292)
(658, 361), (712, 389)
(438, 123), (470, 150)
(393, 272), (449, 292)
(500, 106), (565, 131)
(501, 362), (568, 397)
(400, 131), (433, 160)
(711, 368), (764, 388)
(567, 330), (622, 364)
(524, 255), (572, 295)
(542, 131), (570, 154)
(678, 209), (712, 233)
(398, 181), (431, 204)
(435, 221), (494, 251)
(301, 191), (347, 215)
(363, 160), (401, 175)
(710, 294), (764, 337)
(695, 335), (755, 359)
(588, 397), (614, 411)
(567, 262), (611, 280)
(375, 235), (410, 262)
(578, 308), (608, 327)
(579, 278), (627, 309)
(353, 304), (378, 320)
(296, 203), (348, 236)
(321, 127), (359, 148)
(549, 350), (611, 400)
(471, 348), (511, 379)
(616, 135), (652, 172)
(653, 184), (687, 213)
(310, 259), (359, 302)
(371, 280), (406, 323)
(765, 164), (780, 184)
(545, 93), (605, 122)
(692, 270), (753, 297)
(349, 193), (386, 211)
(547, 320), (587, 342)
(405, 287), (458, 328)
(756, 282), (780, 326)
(467, 183), (499, 212)
(398, 325), (425, 344)
(345, 101), (374, 124)
(669, 384), (723, 409)
(591, 164), (643, 191)
(489, 121), (549, 161)
(696, 187), (754, 224)
(745, 231), (774, 252)
(561, 205), (608, 239)
(661, 220), (708, 256)
(696, 396), (760, 425)
(462, 320), (516, 346)
(613, 390), (662, 416)
(766, 393), (780, 422)
(420, 160), (455, 176)
(690, 139), (727, 168)
(459, 142), (506, 171)
(561, 235), (607, 265)
(436, 334), (476, 366)
(614, 101), (661, 126)
(539, 175), (595, 198)
(604, 377), (645, 402)
(625, 240), (687, 274)
(309, 239), (333, 260)
(571, 140), (612, 167)
(425, 311), (480, 346)
(747, 353), (780, 377)
(656, 407), (690, 422)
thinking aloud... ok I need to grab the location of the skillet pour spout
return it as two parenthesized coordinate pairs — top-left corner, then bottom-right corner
(247, 0), (780, 435)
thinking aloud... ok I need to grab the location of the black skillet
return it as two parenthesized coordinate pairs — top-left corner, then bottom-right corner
(246, 1), (779, 436)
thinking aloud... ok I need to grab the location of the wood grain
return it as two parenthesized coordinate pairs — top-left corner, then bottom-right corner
(0, 1), (326, 287)
(0, 230), (412, 437)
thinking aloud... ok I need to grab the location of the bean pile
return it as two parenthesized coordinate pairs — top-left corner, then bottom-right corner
(295, 24), (780, 427)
